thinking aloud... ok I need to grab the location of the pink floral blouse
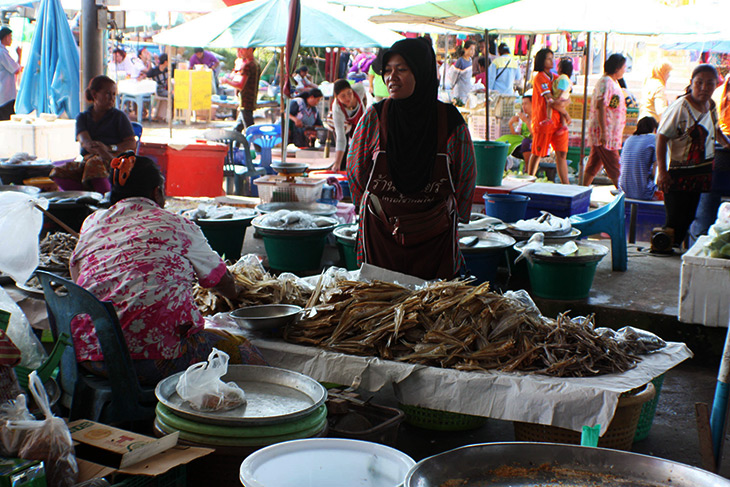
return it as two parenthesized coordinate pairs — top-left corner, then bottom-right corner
(69, 197), (226, 361)
(588, 75), (627, 151)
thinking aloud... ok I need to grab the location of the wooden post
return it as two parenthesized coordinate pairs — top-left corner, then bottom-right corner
(579, 32), (591, 186)
(522, 34), (534, 95)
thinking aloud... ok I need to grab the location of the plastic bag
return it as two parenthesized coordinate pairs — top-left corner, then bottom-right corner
(595, 326), (666, 355)
(8, 372), (78, 487)
(176, 348), (246, 412)
(704, 202), (730, 259)
(0, 286), (46, 368)
(0, 394), (34, 456)
(0, 192), (48, 285)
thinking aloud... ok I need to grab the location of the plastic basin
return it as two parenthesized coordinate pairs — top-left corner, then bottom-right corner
(239, 438), (415, 487)
(333, 224), (358, 271)
(461, 232), (515, 285)
(473, 140), (509, 187)
(195, 217), (253, 261)
(483, 194), (530, 223)
(515, 241), (609, 300)
(260, 232), (329, 272)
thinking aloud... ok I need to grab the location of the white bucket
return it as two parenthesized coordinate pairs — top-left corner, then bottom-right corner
(240, 438), (415, 487)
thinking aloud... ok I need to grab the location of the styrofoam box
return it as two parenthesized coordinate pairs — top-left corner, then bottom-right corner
(679, 235), (730, 327)
(0, 119), (78, 160)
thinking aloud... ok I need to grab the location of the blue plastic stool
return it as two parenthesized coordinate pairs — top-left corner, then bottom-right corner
(119, 93), (152, 124)
(246, 123), (282, 171)
(569, 193), (627, 272)
(131, 122), (143, 153)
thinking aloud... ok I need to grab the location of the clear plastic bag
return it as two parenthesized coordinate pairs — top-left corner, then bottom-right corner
(7, 372), (78, 487)
(175, 348), (246, 412)
(0, 286), (46, 368)
(0, 394), (34, 456)
(0, 192), (48, 285)
(704, 202), (730, 259)
(595, 326), (666, 355)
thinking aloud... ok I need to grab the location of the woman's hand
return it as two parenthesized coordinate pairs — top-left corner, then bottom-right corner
(294, 118), (303, 128)
(657, 171), (671, 193)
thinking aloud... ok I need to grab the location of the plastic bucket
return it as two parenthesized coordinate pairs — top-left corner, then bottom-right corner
(261, 233), (328, 272)
(461, 232), (515, 285)
(473, 140), (509, 186)
(483, 193), (530, 223)
(195, 217), (252, 261)
(336, 237), (358, 270)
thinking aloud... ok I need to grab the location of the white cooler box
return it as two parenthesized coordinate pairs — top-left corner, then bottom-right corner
(0, 118), (78, 160)
(679, 235), (730, 327)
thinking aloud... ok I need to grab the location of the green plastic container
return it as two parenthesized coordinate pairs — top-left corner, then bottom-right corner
(473, 140), (509, 186)
(195, 217), (253, 261)
(634, 374), (665, 442)
(262, 233), (329, 272)
(333, 224), (358, 271)
(566, 146), (590, 173)
(517, 241), (608, 300)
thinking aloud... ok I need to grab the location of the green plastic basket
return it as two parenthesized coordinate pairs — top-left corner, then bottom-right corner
(398, 403), (487, 431)
(633, 374), (665, 442)
(112, 465), (186, 487)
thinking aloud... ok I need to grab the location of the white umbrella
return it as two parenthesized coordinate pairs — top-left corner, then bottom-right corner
(60, 0), (230, 12)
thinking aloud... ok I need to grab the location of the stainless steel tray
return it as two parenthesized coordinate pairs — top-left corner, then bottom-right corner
(406, 442), (730, 486)
(155, 364), (327, 426)
(252, 215), (338, 237)
(255, 202), (337, 216)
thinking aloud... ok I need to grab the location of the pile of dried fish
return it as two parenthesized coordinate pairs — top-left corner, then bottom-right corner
(38, 232), (77, 270)
(285, 280), (642, 377)
(194, 257), (314, 315)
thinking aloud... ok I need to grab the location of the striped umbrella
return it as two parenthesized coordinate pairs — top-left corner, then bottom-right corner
(282, 0), (300, 99)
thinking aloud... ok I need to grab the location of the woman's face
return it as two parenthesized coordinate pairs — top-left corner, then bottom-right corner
(465, 44), (475, 57)
(690, 71), (718, 104)
(93, 83), (117, 111)
(336, 88), (355, 107)
(307, 96), (322, 107)
(384, 54), (416, 100)
(543, 52), (554, 72)
(614, 62), (627, 79)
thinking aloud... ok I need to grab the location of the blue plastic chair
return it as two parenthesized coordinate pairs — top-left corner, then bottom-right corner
(569, 193), (627, 272)
(36, 271), (156, 424)
(119, 93), (152, 124)
(131, 122), (143, 153)
(204, 129), (266, 195)
(246, 123), (282, 172)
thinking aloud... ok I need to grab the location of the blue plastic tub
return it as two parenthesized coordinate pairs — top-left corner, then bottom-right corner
(512, 182), (592, 219)
(483, 193), (530, 223)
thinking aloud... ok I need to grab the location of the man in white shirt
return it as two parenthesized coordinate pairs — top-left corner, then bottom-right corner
(0, 27), (20, 121)
(107, 48), (141, 81)
(487, 43), (521, 96)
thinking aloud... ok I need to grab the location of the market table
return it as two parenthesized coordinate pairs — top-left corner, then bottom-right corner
(249, 337), (691, 436)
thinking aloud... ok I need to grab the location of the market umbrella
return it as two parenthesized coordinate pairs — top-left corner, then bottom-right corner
(281, 0), (301, 163)
(661, 39), (730, 54)
(15, 0), (80, 117)
(369, 0), (518, 31)
(152, 0), (402, 48)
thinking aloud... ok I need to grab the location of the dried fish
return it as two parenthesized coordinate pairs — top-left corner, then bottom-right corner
(284, 280), (642, 378)
(38, 232), (77, 270)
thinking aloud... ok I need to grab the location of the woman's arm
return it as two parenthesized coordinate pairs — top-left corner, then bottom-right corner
(212, 269), (240, 301)
(717, 125), (730, 149)
(448, 124), (476, 223)
(655, 133), (670, 192)
(346, 107), (379, 208)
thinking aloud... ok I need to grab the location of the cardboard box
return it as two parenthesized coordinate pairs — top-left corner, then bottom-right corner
(679, 235), (730, 327)
(68, 420), (213, 483)
(0, 457), (46, 487)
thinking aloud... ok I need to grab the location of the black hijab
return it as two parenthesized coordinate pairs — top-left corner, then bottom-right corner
(376, 38), (465, 194)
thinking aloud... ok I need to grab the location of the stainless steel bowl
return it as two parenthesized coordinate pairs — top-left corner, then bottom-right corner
(406, 442), (730, 487)
(0, 184), (41, 195)
(230, 304), (303, 332)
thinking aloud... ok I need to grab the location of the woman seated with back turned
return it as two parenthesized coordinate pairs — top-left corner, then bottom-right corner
(50, 75), (137, 193)
(70, 153), (265, 385)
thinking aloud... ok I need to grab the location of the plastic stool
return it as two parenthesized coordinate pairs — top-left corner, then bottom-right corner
(119, 93), (152, 123)
(246, 123), (282, 171)
(569, 193), (627, 271)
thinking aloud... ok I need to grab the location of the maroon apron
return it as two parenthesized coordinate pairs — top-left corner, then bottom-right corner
(361, 101), (458, 280)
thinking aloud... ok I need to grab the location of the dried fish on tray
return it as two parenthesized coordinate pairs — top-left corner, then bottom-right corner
(38, 232), (77, 270)
(285, 280), (654, 378)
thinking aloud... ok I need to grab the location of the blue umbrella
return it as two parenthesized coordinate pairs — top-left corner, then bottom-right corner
(16, 0), (80, 117)
(660, 40), (730, 54)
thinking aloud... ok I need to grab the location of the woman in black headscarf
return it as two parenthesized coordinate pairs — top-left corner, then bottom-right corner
(346, 37), (476, 280)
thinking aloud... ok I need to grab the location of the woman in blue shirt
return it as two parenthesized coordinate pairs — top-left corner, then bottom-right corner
(618, 116), (660, 200)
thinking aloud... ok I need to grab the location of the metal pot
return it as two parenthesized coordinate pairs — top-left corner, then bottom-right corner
(406, 442), (730, 486)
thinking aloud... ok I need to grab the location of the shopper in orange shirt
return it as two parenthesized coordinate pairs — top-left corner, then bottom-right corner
(528, 48), (569, 184)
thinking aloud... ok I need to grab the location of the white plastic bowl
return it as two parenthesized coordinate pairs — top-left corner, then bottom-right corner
(240, 438), (415, 487)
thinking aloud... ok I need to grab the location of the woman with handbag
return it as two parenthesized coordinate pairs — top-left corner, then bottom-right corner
(656, 64), (730, 249)
(347, 37), (476, 280)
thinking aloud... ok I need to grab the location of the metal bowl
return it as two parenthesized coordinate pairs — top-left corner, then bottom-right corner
(271, 162), (309, 176)
(252, 214), (338, 237)
(0, 184), (41, 195)
(255, 201), (337, 217)
(513, 240), (609, 264)
(405, 442), (730, 486)
(230, 304), (302, 332)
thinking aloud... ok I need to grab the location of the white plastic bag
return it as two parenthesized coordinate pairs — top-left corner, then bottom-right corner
(704, 202), (730, 259)
(7, 372), (78, 487)
(0, 394), (34, 456)
(0, 286), (46, 368)
(0, 192), (48, 285)
(176, 348), (246, 412)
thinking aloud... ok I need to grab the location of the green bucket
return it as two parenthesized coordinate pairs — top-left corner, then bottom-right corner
(261, 233), (329, 272)
(566, 146), (590, 173)
(473, 140), (509, 187)
(333, 224), (358, 271)
(517, 241), (609, 300)
(195, 217), (253, 261)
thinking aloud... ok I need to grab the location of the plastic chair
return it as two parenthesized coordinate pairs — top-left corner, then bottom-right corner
(569, 193), (627, 272)
(35, 271), (157, 424)
(14, 332), (71, 390)
(246, 123), (282, 172)
(131, 121), (143, 153)
(119, 93), (152, 124)
(204, 129), (266, 196)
